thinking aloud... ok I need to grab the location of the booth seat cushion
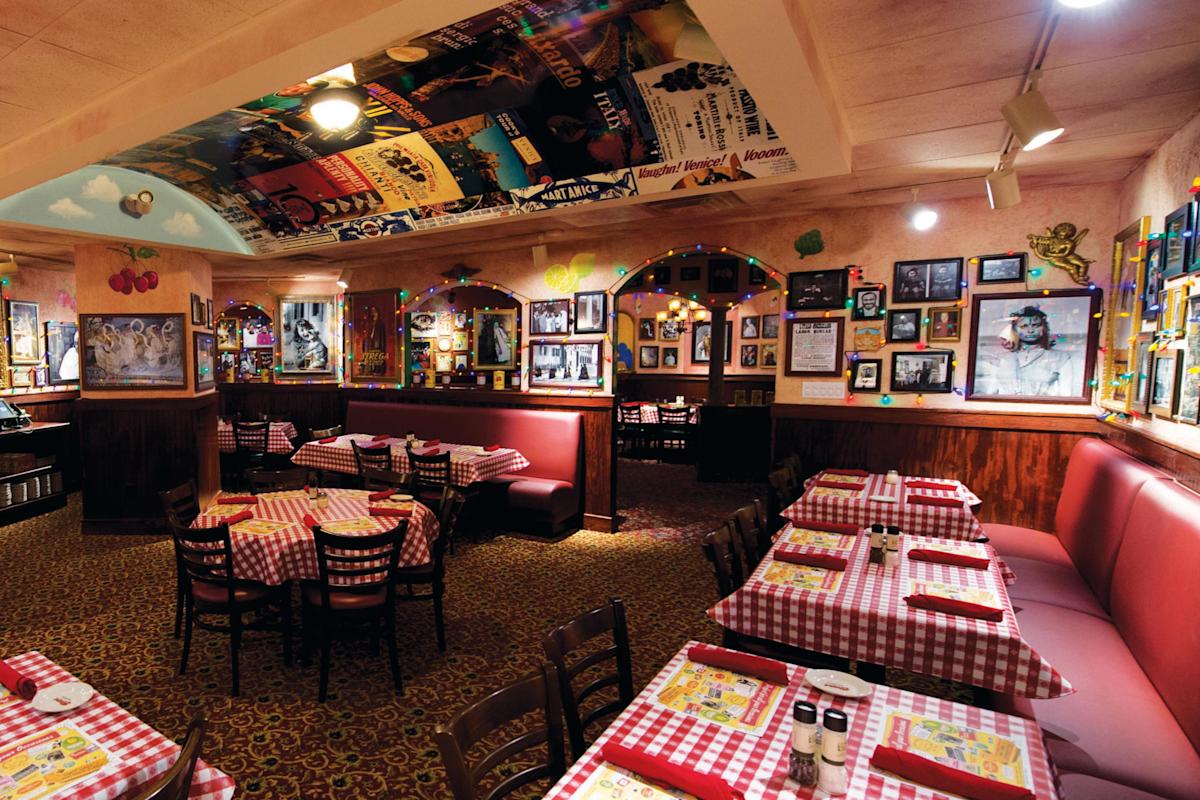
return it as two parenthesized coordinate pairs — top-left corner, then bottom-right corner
(982, 523), (1072, 567)
(1003, 556), (1109, 619)
(1005, 600), (1200, 800)
(499, 474), (578, 523)
(1058, 773), (1173, 800)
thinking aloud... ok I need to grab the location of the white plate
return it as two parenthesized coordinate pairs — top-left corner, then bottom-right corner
(868, 494), (899, 504)
(804, 669), (873, 699)
(32, 682), (94, 713)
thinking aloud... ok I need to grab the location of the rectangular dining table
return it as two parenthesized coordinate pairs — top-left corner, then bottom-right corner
(787, 469), (986, 541)
(217, 420), (297, 455)
(544, 641), (1059, 799)
(709, 522), (1071, 699)
(0, 652), (234, 799)
(291, 433), (530, 487)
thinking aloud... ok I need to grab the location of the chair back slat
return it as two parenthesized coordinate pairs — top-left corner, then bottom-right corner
(362, 468), (413, 493)
(310, 425), (343, 441)
(657, 406), (690, 426)
(129, 717), (206, 800)
(313, 524), (405, 598)
(158, 481), (200, 526)
(731, 504), (762, 571)
(406, 444), (452, 489)
(170, 519), (236, 601)
(617, 404), (643, 424)
(352, 441), (392, 475)
(247, 468), (309, 494)
(232, 421), (269, 455)
(434, 487), (467, 561)
(701, 522), (741, 598)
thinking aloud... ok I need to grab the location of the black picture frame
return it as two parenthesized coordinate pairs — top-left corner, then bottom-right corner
(977, 252), (1027, 284)
(890, 350), (954, 393)
(740, 315), (760, 339)
(680, 266), (701, 282)
(851, 286), (886, 320)
(638, 318), (657, 341)
(206, 298), (213, 328)
(653, 264), (671, 286)
(639, 345), (659, 369)
(190, 292), (205, 326)
(1141, 239), (1164, 322)
(193, 331), (215, 391)
(848, 358), (883, 393)
(44, 321), (78, 385)
(1190, 199), (1200, 274)
(707, 258), (739, 294)
(1164, 203), (1194, 278)
(894, 258), (964, 303)
(572, 291), (608, 334)
(748, 264), (767, 285)
(786, 268), (848, 311)
(886, 309), (920, 343)
(761, 314), (779, 339)
(529, 299), (571, 335)
(659, 319), (682, 341)
(691, 320), (732, 364)
(740, 344), (758, 367)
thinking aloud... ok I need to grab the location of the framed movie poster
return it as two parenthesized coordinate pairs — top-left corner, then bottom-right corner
(7, 301), (40, 364)
(44, 322), (79, 385)
(529, 299), (570, 335)
(785, 316), (843, 377)
(891, 350), (954, 393)
(530, 341), (601, 388)
(473, 308), (517, 370)
(966, 289), (1102, 404)
(574, 291), (607, 334)
(279, 296), (336, 375)
(893, 258), (963, 303)
(81, 314), (186, 389)
(348, 290), (398, 382)
(193, 331), (215, 391)
(786, 268), (848, 311)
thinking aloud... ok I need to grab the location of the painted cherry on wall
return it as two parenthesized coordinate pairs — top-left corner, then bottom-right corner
(107, 244), (161, 294)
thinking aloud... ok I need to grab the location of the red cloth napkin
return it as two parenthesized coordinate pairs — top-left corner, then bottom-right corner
(221, 510), (253, 526)
(361, 442), (389, 450)
(419, 447), (441, 456)
(367, 489), (396, 502)
(0, 660), (37, 701)
(773, 546), (848, 571)
(601, 742), (744, 800)
(423, 439), (441, 447)
(484, 444), (502, 451)
(870, 746), (1033, 800)
(905, 594), (1003, 621)
(905, 479), (958, 491)
(792, 519), (860, 536)
(824, 468), (868, 477)
(317, 436), (338, 444)
(908, 494), (964, 508)
(217, 496), (257, 505)
(370, 507), (412, 517)
(302, 514), (318, 529)
(909, 548), (990, 570)
(371, 434), (392, 442)
(686, 644), (790, 685)
(815, 480), (865, 490)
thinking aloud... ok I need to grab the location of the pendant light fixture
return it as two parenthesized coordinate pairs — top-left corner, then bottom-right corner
(901, 188), (938, 231)
(1001, 71), (1064, 151)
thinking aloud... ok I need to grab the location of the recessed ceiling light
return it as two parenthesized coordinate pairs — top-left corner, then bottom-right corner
(1057, 0), (1107, 8)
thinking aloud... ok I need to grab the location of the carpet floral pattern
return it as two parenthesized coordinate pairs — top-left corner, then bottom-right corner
(616, 459), (767, 542)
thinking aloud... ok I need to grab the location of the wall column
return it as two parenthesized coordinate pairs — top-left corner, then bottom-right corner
(707, 306), (727, 405)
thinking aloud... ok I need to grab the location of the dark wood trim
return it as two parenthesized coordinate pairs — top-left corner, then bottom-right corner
(771, 403), (1097, 434)
(1097, 419), (1200, 493)
(77, 394), (219, 411)
(4, 390), (80, 406)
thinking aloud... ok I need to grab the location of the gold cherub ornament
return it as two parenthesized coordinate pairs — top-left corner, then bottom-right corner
(1027, 223), (1095, 285)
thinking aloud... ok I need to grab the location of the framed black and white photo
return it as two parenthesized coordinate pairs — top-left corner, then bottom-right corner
(851, 286), (886, 320)
(785, 316), (843, 377)
(740, 315), (760, 339)
(638, 318), (657, 341)
(193, 331), (215, 391)
(890, 350), (954, 393)
(927, 306), (962, 343)
(1164, 202), (1194, 278)
(977, 253), (1027, 284)
(190, 293), (205, 326)
(748, 264), (767, 285)
(409, 311), (437, 338)
(7, 300), (39, 364)
(530, 340), (601, 388)
(473, 308), (517, 370)
(894, 258), (963, 302)
(44, 322), (78, 385)
(886, 309), (920, 343)
(966, 289), (1102, 404)
(786, 268), (848, 311)
(707, 258), (738, 294)
(573, 291), (607, 334)
(659, 319), (682, 341)
(639, 345), (659, 369)
(279, 296), (335, 375)
(740, 344), (758, 367)
(761, 314), (779, 339)
(849, 358), (882, 393)
(691, 320), (731, 364)
(680, 266), (701, 282)
(1150, 350), (1181, 418)
(662, 347), (679, 368)
(529, 299), (571, 335)
(653, 264), (671, 285)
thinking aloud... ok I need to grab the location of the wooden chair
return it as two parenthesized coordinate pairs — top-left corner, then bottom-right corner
(701, 522), (743, 598)
(302, 522), (407, 702)
(435, 663), (566, 800)
(231, 421), (270, 489)
(781, 453), (803, 478)
(656, 405), (693, 462)
(158, 482), (200, 640)
(361, 467), (414, 493)
(129, 716), (206, 800)
(542, 598), (634, 761)
(753, 497), (776, 550)
(170, 518), (291, 697)
(246, 467), (309, 494)
(616, 403), (646, 456)
(405, 443), (452, 509)
(310, 424), (343, 441)
(767, 467), (799, 529)
(730, 504), (763, 573)
(396, 486), (465, 651)
(352, 440), (392, 476)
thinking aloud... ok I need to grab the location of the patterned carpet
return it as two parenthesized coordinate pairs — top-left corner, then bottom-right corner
(616, 459), (767, 542)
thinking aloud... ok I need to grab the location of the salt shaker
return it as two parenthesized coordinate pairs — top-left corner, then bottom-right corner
(788, 701), (818, 787)
(818, 708), (849, 795)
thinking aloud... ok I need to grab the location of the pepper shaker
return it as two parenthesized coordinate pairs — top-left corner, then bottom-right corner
(788, 701), (818, 787)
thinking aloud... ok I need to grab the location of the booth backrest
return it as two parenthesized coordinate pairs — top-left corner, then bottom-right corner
(1054, 438), (1165, 607)
(345, 401), (582, 485)
(1109, 478), (1200, 753)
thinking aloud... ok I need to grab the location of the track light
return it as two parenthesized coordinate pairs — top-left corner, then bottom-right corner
(1001, 87), (1064, 151)
(309, 86), (366, 131)
(336, 269), (350, 290)
(902, 189), (938, 231)
(0, 254), (17, 277)
(986, 164), (1021, 210)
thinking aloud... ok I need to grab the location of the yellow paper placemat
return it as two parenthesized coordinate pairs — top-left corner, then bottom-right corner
(880, 711), (1030, 790)
(761, 561), (844, 592)
(230, 518), (291, 536)
(909, 580), (1000, 608)
(784, 526), (855, 551)
(810, 486), (862, 499)
(320, 517), (377, 534)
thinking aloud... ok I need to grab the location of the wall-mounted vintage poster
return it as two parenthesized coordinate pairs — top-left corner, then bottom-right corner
(278, 296), (336, 376)
(785, 317), (844, 377)
(80, 314), (186, 389)
(347, 291), (398, 382)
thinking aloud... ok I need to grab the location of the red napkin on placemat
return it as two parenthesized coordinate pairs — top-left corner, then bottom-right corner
(317, 436), (338, 444)
(773, 547), (848, 571)
(484, 444), (502, 451)
(905, 594), (1003, 621)
(905, 479), (958, 491)
(824, 468), (869, 477)
(371, 434), (391, 442)
(792, 519), (861, 536)
(221, 510), (253, 526)
(909, 549), (990, 570)
(814, 480), (865, 490)
(370, 507), (412, 517)
(217, 496), (258, 505)
(870, 746), (1033, 800)
(0, 660), (37, 701)
(367, 489), (395, 502)
(423, 439), (441, 447)
(361, 442), (388, 450)
(687, 644), (790, 685)
(908, 494), (964, 508)
(419, 447), (441, 456)
(601, 742), (745, 800)
(302, 514), (318, 529)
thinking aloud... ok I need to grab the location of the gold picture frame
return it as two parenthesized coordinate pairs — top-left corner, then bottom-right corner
(472, 307), (518, 370)
(1101, 216), (1150, 412)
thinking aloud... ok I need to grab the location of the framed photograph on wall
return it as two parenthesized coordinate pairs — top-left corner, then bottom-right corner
(573, 291), (607, 334)
(529, 299), (570, 335)
(473, 308), (517, 370)
(740, 315), (760, 339)
(691, 320), (731, 364)
(1141, 239), (1164, 322)
(786, 268), (848, 311)
(662, 347), (679, 368)
(851, 286), (885, 320)
(279, 296), (336, 376)
(1133, 332), (1155, 413)
(890, 350), (954, 393)
(81, 314), (186, 389)
(966, 289), (1102, 403)
(1150, 350), (1182, 418)
(215, 318), (239, 351)
(653, 264), (671, 286)
(7, 301), (40, 363)
(1102, 217), (1150, 412)
(638, 318), (656, 340)
(707, 258), (738, 294)
(193, 331), (215, 391)
(639, 345), (659, 369)
(886, 309), (920, 343)
(190, 293), (205, 326)
(659, 319), (681, 341)
(760, 342), (778, 369)
(927, 306), (962, 342)
(894, 258), (963, 302)
(853, 325), (884, 351)
(347, 290), (398, 382)
(1163, 202), (1194, 278)
(206, 299), (213, 328)
(530, 340), (601, 388)
(680, 266), (701, 282)
(740, 344), (758, 367)
(761, 314), (779, 339)
(977, 253), (1027, 284)
(44, 322), (79, 385)
(849, 358), (883, 393)
(785, 316), (844, 377)
(1177, 295), (1200, 423)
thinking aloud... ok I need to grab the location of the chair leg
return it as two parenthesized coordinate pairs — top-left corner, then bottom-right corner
(385, 609), (403, 695)
(230, 614), (242, 697)
(433, 589), (446, 652)
(318, 625), (332, 703)
(173, 577), (184, 639)
(280, 591), (293, 667)
(179, 600), (194, 675)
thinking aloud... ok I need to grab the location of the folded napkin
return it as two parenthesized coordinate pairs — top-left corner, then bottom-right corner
(217, 496), (258, 505)
(824, 468), (869, 477)
(484, 444), (502, 452)
(773, 547), (848, 572)
(222, 509), (254, 526)
(815, 480), (865, 490)
(687, 644), (790, 685)
(907, 494), (964, 508)
(302, 514), (318, 530)
(361, 442), (389, 450)
(905, 594), (1003, 622)
(0, 660), (37, 701)
(792, 519), (861, 536)
(870, 746), (1033, 800)
(370, 507), (412, 517)
(905, 479), (958, 491)
(601, 742), (744, 800)
(371, 434), (392, 442)
(317, 436), (339, 444)
(423, 439), (441, 447)
(367, 489), (396, 502)
(419, 447), (441, 456)
(908, 548), (990, 570)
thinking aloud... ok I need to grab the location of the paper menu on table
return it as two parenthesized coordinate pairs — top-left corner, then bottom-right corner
(761, 561), (844, 592)
(0, 723), (118, 800)
(909, 580), (1000, 609)
(205, 504), (252, 517)
(784, 527), (855, 551)
(810, 486), (862, 499)
(574, 764), (696, 800)
(230, 519), (291, 536)
(319, 517), (377, 534)
(910, 541), (991, 559)
(879, 711), (1032, 790)
(819, 473), (869, 485)
(651, 658), (787, 737)
(0, 685), (15, 707)
(255, 490), (309, 502)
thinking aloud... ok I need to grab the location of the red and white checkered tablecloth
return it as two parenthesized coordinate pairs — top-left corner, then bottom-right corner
(708, 525), (1071, 698)
(545, 641), (1059, 800)
(192, 488), (438, 584)
(291, 434), (530, 486)
(217, 420), (297, 455)
(637, 404), (699, 424)
(787, 470), (986, 541)
(0, 652), (234, 800)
